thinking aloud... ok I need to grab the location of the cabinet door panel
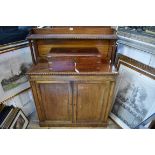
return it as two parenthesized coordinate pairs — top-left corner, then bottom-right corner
(37, 82), (72, 122)
(75, 82), (110, 123)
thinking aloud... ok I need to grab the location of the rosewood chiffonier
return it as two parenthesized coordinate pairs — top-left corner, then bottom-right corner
(27, 27), (118, 127)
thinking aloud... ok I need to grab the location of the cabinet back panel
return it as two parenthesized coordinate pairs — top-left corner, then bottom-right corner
(36, 40), (115, 62)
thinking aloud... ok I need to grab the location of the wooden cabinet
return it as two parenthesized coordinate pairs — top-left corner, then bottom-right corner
(27, 27), (118, 127)
(28, 63), (117, 127)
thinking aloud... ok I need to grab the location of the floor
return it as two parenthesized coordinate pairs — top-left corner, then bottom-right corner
(27, 111), (120, 129)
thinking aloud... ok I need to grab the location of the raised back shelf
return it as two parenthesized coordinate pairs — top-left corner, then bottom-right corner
(27, 27), (117, 64)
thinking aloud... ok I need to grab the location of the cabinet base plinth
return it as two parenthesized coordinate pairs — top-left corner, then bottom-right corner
(39, 121), (108, 128)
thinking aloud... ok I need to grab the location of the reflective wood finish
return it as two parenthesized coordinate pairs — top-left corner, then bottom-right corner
(47, 47), (102, 71)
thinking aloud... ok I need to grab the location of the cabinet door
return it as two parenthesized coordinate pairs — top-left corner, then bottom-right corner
(74, 81), (110, 124)
(36, 81), (73, 124)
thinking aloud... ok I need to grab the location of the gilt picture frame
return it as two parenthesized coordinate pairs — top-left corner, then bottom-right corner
(1, 88), (35, 117)
(0, 41), (33, 102)
(110, 55), (155, 128)
(9, 109), (29, 129)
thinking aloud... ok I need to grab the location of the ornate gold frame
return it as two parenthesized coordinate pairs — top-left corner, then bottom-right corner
(116, 54), (155, 79)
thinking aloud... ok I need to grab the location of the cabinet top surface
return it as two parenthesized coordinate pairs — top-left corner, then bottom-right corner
(27, 62), (118, 76)
(27, 27), (117, 40)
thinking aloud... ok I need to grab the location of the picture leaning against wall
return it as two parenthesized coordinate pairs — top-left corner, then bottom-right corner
(0, 46), (33, 102)
(110, 57), (155, 128)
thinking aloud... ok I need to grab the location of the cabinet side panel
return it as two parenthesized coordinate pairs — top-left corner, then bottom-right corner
(103, 81), (116, 121)
(30, 81), (45, 121)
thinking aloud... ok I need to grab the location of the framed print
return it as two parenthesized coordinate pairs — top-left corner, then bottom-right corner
(1, 106), (29, 129)
(9, 109), (29, 129)
(2, 88), (35, 117)
(110, 55), (155, 128)
(0, 42), (33, 102)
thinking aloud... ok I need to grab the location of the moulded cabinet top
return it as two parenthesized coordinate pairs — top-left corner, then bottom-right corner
(27, 27), (117, 40)
(27, 62), (118, 75)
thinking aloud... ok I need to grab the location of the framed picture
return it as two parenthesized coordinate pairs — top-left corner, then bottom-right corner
(0, 41), (33, 102)
(9, 109), (29, 129)
(1, 88), (35, 117)
(1, 106), (29, 129)
(110, 55), (155, 128)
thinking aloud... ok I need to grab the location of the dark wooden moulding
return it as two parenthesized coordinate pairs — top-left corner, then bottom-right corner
(27, 27), (118, 127)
